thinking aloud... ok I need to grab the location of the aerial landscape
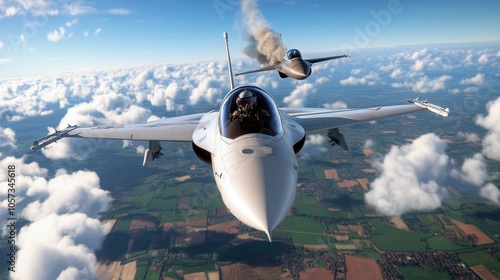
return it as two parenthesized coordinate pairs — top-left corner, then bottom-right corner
(1, 1), (500, 280)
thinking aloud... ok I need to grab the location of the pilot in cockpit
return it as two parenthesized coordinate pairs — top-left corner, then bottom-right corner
(231, 89), (270, 121)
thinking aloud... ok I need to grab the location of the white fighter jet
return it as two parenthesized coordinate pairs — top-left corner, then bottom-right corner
(31, 33), (449, 242)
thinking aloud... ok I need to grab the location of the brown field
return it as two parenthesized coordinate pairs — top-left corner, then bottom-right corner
(451, 219), (494, 245)
(337, 225), (350, 234)
(362, 168), (377, 173)
(102, 219), (117, 231)
(184, 272), (207, 280)
(177, 196), (191, 209)
(97, 261), (137, 280)
(362, 148), (374, 156)
(334, 235), (349, 241)
(207, 271), (220, 280)
(129, 215), (157, 231)
(175, 227), (206, 247)
(348, 224), (363, 234)
(324, 169), (340, 180)
(220, 259), (289, 280)
(356, 178), (369, 191)
(390, 217), (410, 231)
(231, 233), (263, 246)
(176, 217), (206, 228)
(299, 268), (334, 279)
(338, 180), (358, 188)
(207, 220), (241, 243)
(175, 175), (191, 182)
(303, 244), (329, 250)
(345, 255), (382, 280)
(470, 265), (499, 280)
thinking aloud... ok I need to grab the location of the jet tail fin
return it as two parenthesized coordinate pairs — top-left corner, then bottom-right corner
(279, 33), (285, 59)
(223, 32), (235, 90)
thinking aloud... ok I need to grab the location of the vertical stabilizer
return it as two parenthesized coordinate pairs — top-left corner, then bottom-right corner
(223, 32), (235, 90)
(279, 33), (285, 59)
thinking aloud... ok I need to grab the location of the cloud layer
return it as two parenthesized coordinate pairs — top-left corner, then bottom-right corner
(0, 156), (111, 280)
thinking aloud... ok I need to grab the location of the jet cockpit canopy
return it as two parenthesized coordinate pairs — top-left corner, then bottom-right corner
(286, 49), (302, 60)
(220, 86), (283, 139)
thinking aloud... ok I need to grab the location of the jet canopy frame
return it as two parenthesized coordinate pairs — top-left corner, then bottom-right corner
(220, 86), (283, 140)
(286, 49), (302, 60)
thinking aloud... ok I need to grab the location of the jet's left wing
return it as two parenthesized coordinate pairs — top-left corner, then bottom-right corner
(281, 102), (446, 133)
(31, 113), (206, 151)
(234, 65), (276, 76)
(305, 54), (350, 64)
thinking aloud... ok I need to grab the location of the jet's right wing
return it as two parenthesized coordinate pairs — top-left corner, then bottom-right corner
(306, 54), (350, 64)
(281, 101), (448, 133)
(234, 65), (276, 76)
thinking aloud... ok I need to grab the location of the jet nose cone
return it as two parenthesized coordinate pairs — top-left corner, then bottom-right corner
(223, 153), (297, 240)
(291, 61), (311, 80)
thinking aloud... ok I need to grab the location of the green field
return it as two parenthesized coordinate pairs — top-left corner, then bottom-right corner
(426, 236), (469, 251)
(370, 221), (428, 251)
(399, 266), (448, 280)
(276, 216), (325, 233)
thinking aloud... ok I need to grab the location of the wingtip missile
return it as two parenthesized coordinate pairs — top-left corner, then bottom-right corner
(30, 124), (78, 151)
(408, 98), (449, 117)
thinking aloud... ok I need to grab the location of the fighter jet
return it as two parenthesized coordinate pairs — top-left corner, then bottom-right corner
(235, 34), (349, 80)
(31, 33), (449, 242)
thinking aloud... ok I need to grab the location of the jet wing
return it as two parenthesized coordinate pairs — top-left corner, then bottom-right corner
(31, 113), (206, 151)
(281, 104), (427, 133)
(234, 65), (276, 76)
(305, 54), (350, 64)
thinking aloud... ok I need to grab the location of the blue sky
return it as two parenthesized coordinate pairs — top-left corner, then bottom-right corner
(1, 0), (500, 77)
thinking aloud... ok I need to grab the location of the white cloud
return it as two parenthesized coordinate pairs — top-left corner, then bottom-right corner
(411, 59), (425, 71)
(47, 27), (65, 42)
(460, 73), (484, 86)
(457, 132), (480, 143)
(0, 127), (16, 148)
(107, 8), (132, 15)
(479, 183), (500, 205)
(283, 83), (316, 107)
(390, 68), (402, 78)
(478, 54), (489, 64)
(65, 19), (78, 27)
(363, 139), (374, 149)
(365, 134), (449, 216)
(0, 156), (111, 280)
(323, 101), (347, 109)
(94, 28), (102, 36)
(340, 71), (379, 86)
(393, 75), (452, 93)
(475, 97), (500, 161)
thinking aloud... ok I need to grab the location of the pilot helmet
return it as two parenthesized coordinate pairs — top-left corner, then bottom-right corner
(236, 89), (257, 110)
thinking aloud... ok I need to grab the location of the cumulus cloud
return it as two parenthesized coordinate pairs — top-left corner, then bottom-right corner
(0, 127), (16, 148)
(363, 139), (374, 149)
(460, 73), (484, 86)
(365, 134), (449, 216)
(392, 75), (452, 93)
(323, 101), (347, 109)
(340, 72), (379, 86)
(283, 83), (316, 107)
(450, 153), (500, 205)
(47, 27), (65, 42)
(475, 97), (500, 161)
(0, 156), (111, 280)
